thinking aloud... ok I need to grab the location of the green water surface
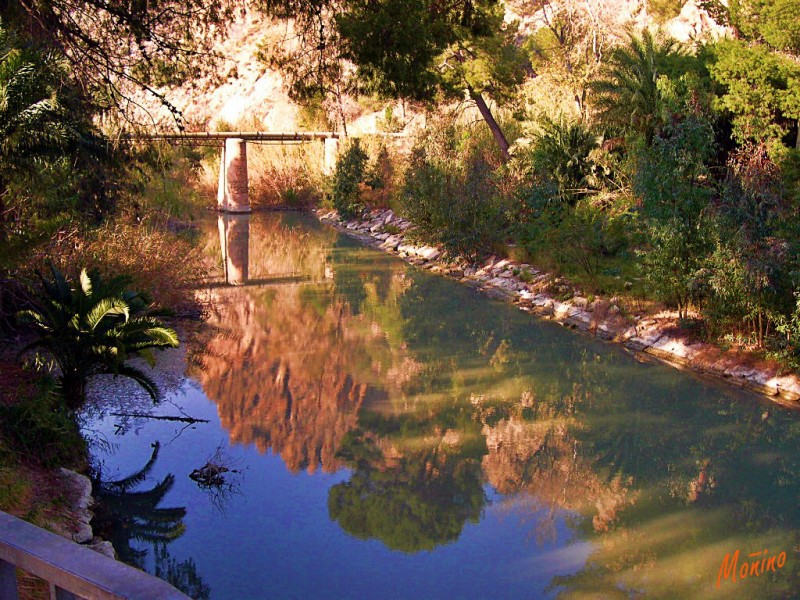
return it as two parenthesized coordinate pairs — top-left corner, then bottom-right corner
(84, 212), (800, 599)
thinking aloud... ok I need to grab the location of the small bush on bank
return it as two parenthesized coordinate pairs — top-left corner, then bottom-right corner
(511, 112), (634, 292)
(518, 192), (634, 287)
(0, 379), (85, 468)
(400, 121), (510, 260)
(527, 117), (606, 204)
(329, 140), (370, 219)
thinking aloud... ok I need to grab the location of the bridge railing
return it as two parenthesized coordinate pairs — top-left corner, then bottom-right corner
(125, 131), (407, 142)
(0, 510), (190, 600)
(133, 130), (341, 142)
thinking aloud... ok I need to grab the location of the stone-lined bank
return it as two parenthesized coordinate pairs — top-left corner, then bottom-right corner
(49, 468), (116, 558)
(315, 207), (800, 407)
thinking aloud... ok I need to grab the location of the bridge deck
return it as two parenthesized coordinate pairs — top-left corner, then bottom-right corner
(131, 131), (340, 142)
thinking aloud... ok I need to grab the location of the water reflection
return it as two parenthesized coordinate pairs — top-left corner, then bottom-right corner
(200, 214), (800, 596)
(92, 442), (211, 598)
(99, 213), (800, 598)
(218, 214), (250, 285)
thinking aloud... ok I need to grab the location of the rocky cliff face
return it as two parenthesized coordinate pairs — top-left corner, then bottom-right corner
(134, 1), (727, 131)
(133, 9), (298, 129)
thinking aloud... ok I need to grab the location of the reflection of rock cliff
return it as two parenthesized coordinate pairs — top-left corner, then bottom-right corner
(479, 391), (636, 540)
(197, 283), (388, 473)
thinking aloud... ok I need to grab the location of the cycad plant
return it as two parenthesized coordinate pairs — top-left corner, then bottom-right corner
(18, 264), (179, 409)
(531, 117), (603, 204)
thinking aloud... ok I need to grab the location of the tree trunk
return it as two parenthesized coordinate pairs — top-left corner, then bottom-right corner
(0, 174), (7, 245)
(467, 86), (510, 160)
(61, 373), (87, 411)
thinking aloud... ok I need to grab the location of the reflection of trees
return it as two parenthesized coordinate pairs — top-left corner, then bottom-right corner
(154, 544), (211, 600)
(391, 271), (800, 597)
(192, 212), (800, 596)
(92, 443), (212, 598)
(491, 359), (800, 599)
(92, 442), (186, 567)
(329, 429), (485, 552)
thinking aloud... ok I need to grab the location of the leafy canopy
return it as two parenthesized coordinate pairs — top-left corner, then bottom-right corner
(709, 39), (800, 152)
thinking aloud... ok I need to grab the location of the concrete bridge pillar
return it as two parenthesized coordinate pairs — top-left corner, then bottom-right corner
(217, 138), (250, 213)
(323, 137), (339, 176)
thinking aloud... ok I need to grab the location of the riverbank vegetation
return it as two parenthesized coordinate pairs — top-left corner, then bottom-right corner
(314, 1), (800, 369)
(0, 1), (210, 534)
(0, 0), (799, 565)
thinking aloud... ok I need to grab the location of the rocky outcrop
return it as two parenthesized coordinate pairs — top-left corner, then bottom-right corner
(316, 207), (800, 407)
(55, 468), (93, 544)
(49, 469), (117, 559)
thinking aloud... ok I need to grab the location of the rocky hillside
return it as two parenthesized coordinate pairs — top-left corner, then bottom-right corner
(137, 0), (728, 132)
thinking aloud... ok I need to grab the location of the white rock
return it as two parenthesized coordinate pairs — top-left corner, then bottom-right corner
(88, 539), (117, 559)
(572, 296), (589, 309)
(417, 246), (441, 261)
(380, 235), (402, 250)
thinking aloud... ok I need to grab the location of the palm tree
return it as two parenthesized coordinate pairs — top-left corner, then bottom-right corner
(0, 22), (75, 240)
(18, 264), (179, 409)
(590, 30), (684, 142)
(532, 116), (603, 204)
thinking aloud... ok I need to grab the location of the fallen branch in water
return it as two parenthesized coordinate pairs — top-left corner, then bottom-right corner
(110, 412), (209, 424)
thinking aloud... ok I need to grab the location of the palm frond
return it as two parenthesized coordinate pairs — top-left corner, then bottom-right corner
(86, 297), (129, 330)
(113, 364), (161, 401)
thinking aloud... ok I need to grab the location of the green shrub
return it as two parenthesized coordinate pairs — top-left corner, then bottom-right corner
(703, 144), (797, 346)
(774, 294), (800, 369)
(330, 140), (369, 220)
(400, 122), (510, 260)
(518, 187), (632, 286)
(633, 88), (716, 318)
(0, 379), (85, 467)
(528, 117), (605, 204)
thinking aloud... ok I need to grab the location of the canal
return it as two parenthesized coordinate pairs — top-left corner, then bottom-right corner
(83, 212), (800, 599)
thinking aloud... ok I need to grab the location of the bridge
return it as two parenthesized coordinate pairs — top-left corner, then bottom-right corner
(0, 510), (189, 599)
(136, 131), (344, 213)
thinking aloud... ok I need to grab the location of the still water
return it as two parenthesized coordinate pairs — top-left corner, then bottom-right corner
(84, 212), (800, 599)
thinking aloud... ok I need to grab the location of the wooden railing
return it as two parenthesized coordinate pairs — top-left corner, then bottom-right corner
(0, 511), (190, 600)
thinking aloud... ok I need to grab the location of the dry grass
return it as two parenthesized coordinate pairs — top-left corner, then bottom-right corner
(32, 219), (205, 315)
(249, 143), (326, 208)
(196, 142), (325, 208)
